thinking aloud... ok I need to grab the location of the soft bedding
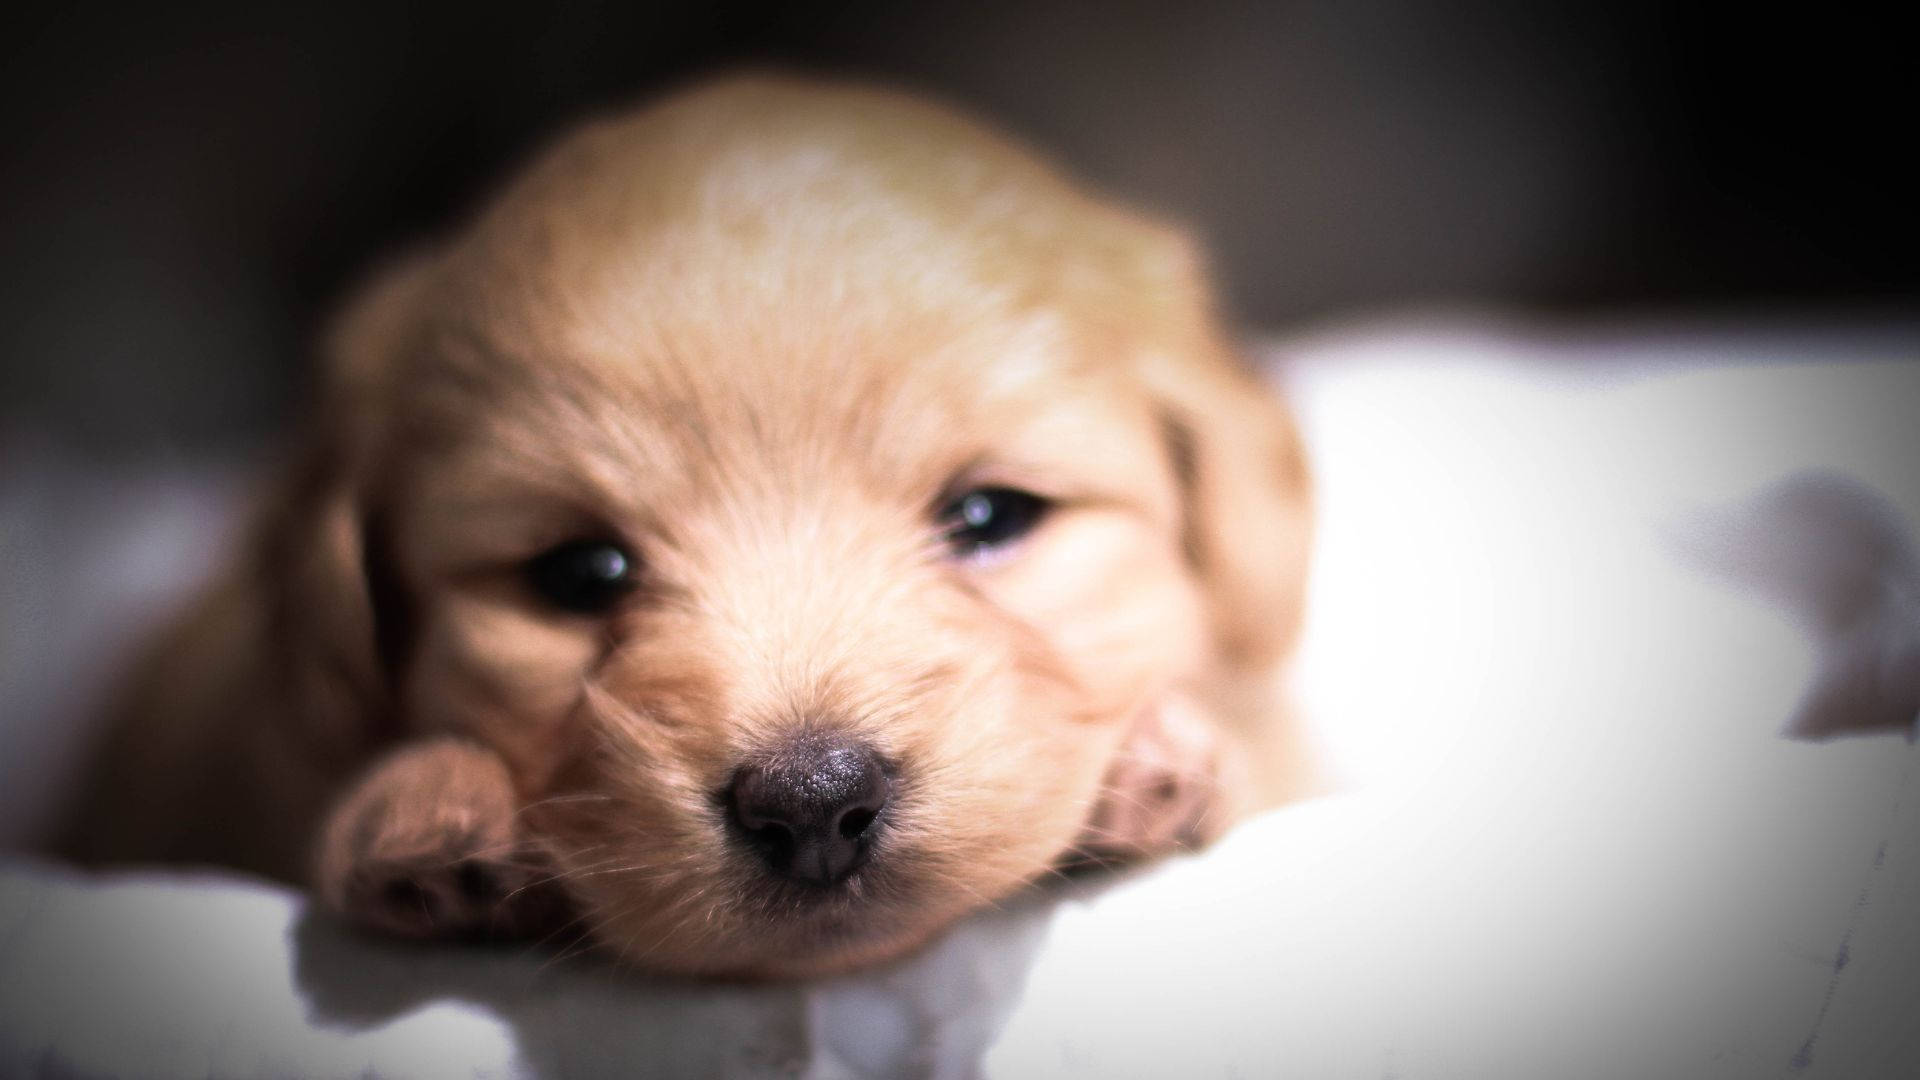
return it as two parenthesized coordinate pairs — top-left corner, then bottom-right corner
(3, 316), (1916, 1078)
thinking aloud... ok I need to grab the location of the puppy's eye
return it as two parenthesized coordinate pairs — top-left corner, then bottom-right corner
(525, 540), (638, 614)
(938, 487), (1051, 556)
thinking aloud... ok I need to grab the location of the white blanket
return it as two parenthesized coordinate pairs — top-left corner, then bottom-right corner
(4, 316), (1916, 1078)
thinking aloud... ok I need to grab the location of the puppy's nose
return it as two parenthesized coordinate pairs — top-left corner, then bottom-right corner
(729, 734), (890, 886)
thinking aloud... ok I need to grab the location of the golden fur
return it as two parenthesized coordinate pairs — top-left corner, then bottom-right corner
(63, 74), (1314, 978)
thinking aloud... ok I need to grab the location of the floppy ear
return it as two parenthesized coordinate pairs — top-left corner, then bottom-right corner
(1125, 234), (1314, 677)
(61, 250), (442, 877)
(1065, 225), (1315, 862)
(1151, 352), (1312, 674)
(260, 248), (443, 754)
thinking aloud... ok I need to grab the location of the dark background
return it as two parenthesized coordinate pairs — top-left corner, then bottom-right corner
(2, 1), (1912, 454)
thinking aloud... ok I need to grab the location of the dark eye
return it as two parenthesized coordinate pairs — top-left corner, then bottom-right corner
(525, 540), (638, 613)
(938, 487), (1051, 556)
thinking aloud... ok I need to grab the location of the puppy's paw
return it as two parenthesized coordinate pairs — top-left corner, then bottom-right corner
(1072, 696), (1241, 867)
(314, 738), (558, 940)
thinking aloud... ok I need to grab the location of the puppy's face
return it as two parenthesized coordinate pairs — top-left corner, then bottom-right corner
(312, 78), (1308, 976)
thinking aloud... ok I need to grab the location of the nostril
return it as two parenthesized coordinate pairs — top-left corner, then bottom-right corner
(751, 820), (794, 853)
(836, 805), (878, 841)
(732, 799), (778, 835)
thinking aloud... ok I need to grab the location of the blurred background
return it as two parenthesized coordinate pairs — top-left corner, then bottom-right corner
(1, 0), (1912, 454)
(5, 10), (1917, 1068)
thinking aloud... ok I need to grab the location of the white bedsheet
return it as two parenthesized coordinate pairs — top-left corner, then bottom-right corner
(4, 316), (1916, 1078)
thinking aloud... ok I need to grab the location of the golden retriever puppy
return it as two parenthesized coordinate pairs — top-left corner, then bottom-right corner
(62, 74), (1314, 977)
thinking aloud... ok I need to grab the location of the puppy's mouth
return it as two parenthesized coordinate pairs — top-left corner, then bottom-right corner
(738, 853), (904, 927)
(688, 818), (928, 978)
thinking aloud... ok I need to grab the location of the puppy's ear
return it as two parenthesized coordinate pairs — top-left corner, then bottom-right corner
(62, 251), (441, 875)
(1126, 235), (1313, 676)
(259, 249), (441, 752)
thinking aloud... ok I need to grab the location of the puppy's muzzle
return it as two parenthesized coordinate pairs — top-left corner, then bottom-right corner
(728, 733), (891, 887)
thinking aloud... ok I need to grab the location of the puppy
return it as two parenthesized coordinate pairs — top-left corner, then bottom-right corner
(63, 74), (1314, 977)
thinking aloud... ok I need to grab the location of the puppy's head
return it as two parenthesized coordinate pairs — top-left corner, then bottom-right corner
(289, 75), (1309, 976)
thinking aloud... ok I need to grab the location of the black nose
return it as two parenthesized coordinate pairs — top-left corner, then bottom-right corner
(729, 734), (891, 886)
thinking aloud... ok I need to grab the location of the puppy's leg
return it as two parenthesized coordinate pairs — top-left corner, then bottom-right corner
(1072, 695), (1246, 866)
(314, 738), (561, 940)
